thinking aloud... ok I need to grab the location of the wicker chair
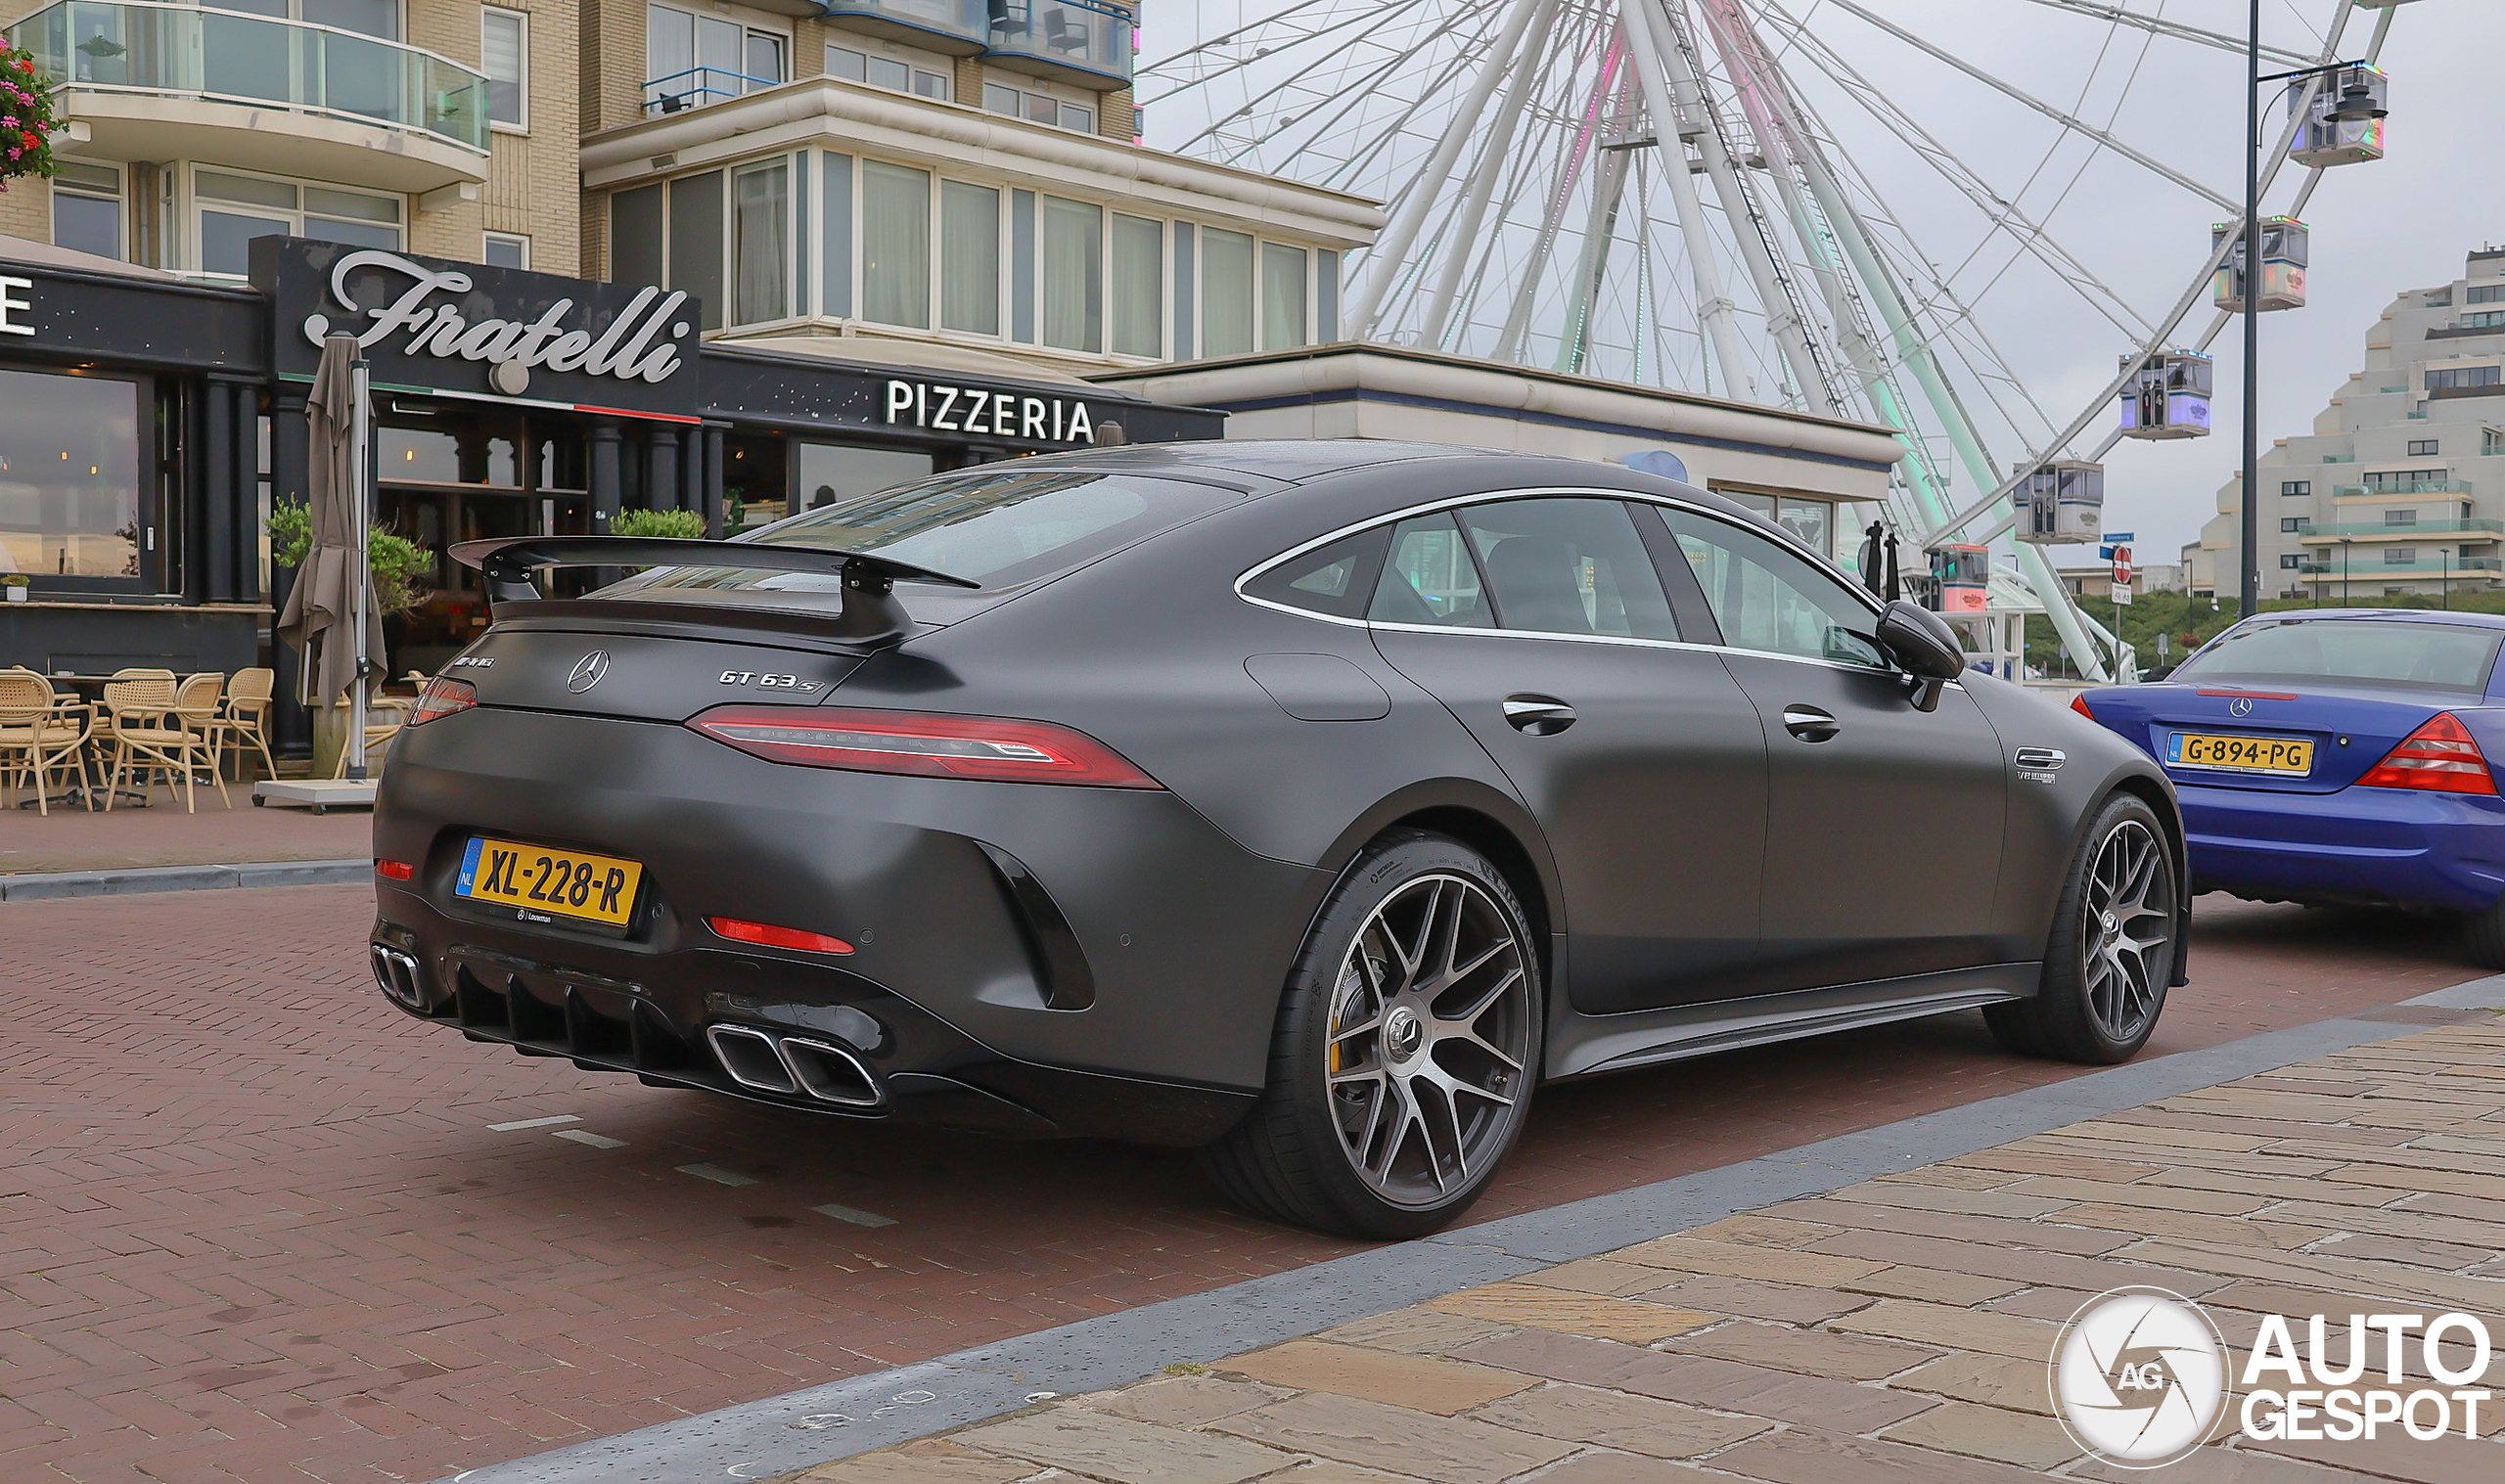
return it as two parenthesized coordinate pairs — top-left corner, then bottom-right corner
(170, 672), (231, 808)
(331, 687), (417, 779)
(99, 668), (208, 812)
(0, 667), (93, 816)
(214, 666), (279, 784)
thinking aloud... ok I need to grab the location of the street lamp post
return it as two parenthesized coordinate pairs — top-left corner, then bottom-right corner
(2241, 34), (2387, 617)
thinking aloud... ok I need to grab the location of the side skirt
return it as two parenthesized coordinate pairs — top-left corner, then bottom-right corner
(1546, 963), (2042, 1081)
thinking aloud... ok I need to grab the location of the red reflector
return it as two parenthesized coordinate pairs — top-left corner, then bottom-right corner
(376, 859), (416, 880)
(2357, 712), (2498, 796)
(688, 705), (1162, 788)
(706, 917), (854, 955)
(407, 675), (478, 727)
(2071, 694), (2095, 720)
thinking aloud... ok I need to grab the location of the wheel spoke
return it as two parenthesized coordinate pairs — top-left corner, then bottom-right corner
(1437, 962), (1523, 1029)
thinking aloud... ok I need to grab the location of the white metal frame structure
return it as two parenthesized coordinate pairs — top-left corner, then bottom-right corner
(1142, 0), (2402, 682)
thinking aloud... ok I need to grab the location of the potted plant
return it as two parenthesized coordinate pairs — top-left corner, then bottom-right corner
(3, 574), (29, 602)
(0, 42), (65, 195)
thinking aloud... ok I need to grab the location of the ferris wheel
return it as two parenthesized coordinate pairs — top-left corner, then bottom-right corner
(1139, 0), (2409, 681)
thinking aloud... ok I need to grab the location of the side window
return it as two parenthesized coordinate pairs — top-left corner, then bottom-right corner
(1369, 514), (1488, 626)
(1244, 527), (1389, 619)
(1658, 507), (1888, 668)
(1460, 498), (1679, 641)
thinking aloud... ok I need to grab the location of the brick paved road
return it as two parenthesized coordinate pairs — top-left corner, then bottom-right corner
(831, 1016), (2505, 1484)
(0, 885), (2484, 1483)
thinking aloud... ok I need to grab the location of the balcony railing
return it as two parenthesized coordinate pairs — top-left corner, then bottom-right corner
(2331, 480), (2472, 499)
(985, 0), (1132, 85)
(823, 0), (988, 53)
(2298, 518), (2504, 540)
(2297, 557), (2502, 579)
(643, 65), (779, 115)
(5, 0), (489, 151)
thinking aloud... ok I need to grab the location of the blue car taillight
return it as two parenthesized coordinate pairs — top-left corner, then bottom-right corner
(2357, 712), (2498, 796)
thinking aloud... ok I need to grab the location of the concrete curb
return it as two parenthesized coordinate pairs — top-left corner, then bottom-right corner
(437, 975), (2505, 1484)
(0, 859), (371, 901)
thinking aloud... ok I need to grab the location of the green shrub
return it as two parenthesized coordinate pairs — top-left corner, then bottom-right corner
(268, 500), (431, 616)
(614, 507), (708, 540)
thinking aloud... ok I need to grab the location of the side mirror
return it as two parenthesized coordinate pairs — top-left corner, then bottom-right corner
(1875, 600), (1966, 713)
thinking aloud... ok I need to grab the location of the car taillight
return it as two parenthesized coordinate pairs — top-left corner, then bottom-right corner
(707, 917), (853, 955)
(2072, 694), (2095, 720)
(2357, 712), (2497, 796)
(376, 859), (415, 880)
(407, 676), (477, 727)
(688, 705), (1162, 788)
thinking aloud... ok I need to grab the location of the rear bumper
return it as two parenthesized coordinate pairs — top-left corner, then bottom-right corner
(368, 705), (1329, 1142)
(2180, 780), (2505, 914)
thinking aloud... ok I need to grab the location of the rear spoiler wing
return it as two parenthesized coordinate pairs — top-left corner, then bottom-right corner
(449, 536), (978, 647)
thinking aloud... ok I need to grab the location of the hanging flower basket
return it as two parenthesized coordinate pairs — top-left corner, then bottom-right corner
(0, 42), (65, 194)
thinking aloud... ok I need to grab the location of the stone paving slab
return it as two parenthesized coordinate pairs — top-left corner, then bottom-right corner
(785, 1017), (2505, 1484)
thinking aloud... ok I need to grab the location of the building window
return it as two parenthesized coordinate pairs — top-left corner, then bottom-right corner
(51, 160), (121, 260)
(861, 160), (931, 329)
(2386, 509), (2418, 525)
(981, 80), (1092, 132)
(2363, 468), (2447, 491)
(481, 232), (529, 269)
(668, 170), (725, 331)
(1108, 213), (1161, 357)
(0, 367), (147, 587)
(2409, 439), (2439, 457)
(732, 159), (791, 326)
(1201, 228), (1252, 357)
(2471, 285), (2505, 305)
(827, 44), (947, 99)
(646, 3), (787, 112)
(483, 8), (526, 129)
(940, 181), (1000, 336)
(2389, 548), (2417, 564)
(795, 442), (934, 512)
(1038, 195), (1103, 352)
(2463, 311), (2505, 331)
(2280, 554), (2304, 569)
(2280, 479), (2309, 497)
(2280, 517), (2309, 533)
(2428, 366), (2501, 390)
(195, 169), (400, 277)
(611, 184), (662, 288)
(1260, 243), (1307, 350)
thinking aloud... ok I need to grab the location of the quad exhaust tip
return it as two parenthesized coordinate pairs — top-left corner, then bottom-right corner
(371, 945), (424, 1010)
(706, 1023), (883, 1107)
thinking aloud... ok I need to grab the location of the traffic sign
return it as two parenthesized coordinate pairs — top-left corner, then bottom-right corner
(2101, 531), (2135, 543)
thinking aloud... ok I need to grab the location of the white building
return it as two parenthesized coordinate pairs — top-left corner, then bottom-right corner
(2193, 247), (2505, 601)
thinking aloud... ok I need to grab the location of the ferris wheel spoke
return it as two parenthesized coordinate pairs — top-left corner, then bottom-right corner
(2016, 0), (2313, 67)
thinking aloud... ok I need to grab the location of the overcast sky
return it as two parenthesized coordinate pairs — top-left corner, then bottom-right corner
(1145, 1), (2502, 561)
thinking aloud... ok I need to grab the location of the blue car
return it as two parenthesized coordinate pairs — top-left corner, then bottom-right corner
(2075, 608), (2505, 964)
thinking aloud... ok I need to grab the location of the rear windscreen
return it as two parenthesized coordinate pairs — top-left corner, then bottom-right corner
(2171, 618), (2504, 694)
(630, 468), (1235, 594)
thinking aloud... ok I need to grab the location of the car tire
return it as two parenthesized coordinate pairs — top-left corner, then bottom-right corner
(2463, 901), (2505, 970)
(1201, 831), (1543, 1238)
(1986, 793), (2179, 1065)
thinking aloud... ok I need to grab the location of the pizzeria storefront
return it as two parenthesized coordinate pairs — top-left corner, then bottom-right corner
(0, 237), (1222, 746)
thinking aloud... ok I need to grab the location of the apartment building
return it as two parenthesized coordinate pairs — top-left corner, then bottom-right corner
(0, 0), (579, 274)
(2191, 247), (2505, 602)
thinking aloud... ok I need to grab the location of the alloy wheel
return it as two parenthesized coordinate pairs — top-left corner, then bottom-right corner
(1324, 873), (1533, 1207)
(2081, 820), (2172, 1042)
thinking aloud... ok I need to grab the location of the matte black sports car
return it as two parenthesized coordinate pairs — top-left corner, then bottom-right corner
(372, 442), (2187, 1237)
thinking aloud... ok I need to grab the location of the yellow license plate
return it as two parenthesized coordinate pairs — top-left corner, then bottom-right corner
(2168, 731), (2314, 776)
(456, 836), (644, 927)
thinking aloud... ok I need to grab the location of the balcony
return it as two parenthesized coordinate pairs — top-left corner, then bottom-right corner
(822, 0), (988, 56)
(2297, 557), (2502, 581)
(5, 1), (489, 192)
(2299, 518), (2503, 542)
(2331, 480), (2472, 500)
(984, 0), (1132, 88)
(643, 66), (781, 116)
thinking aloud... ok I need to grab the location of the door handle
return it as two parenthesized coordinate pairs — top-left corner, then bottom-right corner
(1503, 695), (1575, 736)
(1782, 704), (1840, 742)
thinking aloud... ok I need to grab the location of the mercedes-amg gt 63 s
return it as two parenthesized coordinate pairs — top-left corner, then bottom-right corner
(372, 441), (2185, 1237)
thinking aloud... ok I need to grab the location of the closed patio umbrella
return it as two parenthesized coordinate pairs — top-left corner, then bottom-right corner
(276, 334), (381, 774)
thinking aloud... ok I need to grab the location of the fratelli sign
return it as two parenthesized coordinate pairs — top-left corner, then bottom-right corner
(251, 238), (701, 421)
